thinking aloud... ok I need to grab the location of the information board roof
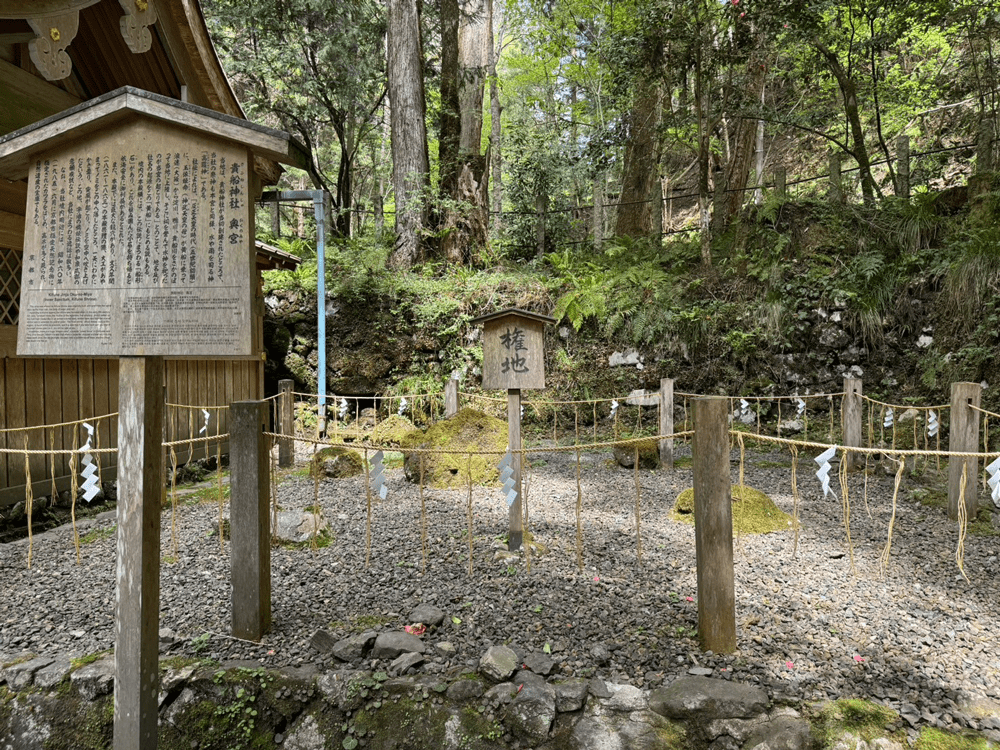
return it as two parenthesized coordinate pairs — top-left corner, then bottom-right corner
(0, 86), (309, 180)
(470, 308), (556, 326)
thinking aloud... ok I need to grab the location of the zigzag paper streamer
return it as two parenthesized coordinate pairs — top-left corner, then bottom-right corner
(398, 397), (408, 416)
(199, 409), (210, 435)
(339, 398), (349, 419)
(78, 422), (100, 503)
(498, 450), (517, 508)
(883, 408), (894, 429)
(814, 446), (837, 499)
(987, 455), (1000, 508)
(795, 397), (806, 417)
(610, 400), (619, 418)
(927, 410), (938, 438)
(370, 450), (387, 500)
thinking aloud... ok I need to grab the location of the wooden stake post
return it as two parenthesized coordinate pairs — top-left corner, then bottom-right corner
(471, 309), (555, 551)
(0, 87), (308, 750)
(693, 397), (736, 653)
(948, 382), (982, 521)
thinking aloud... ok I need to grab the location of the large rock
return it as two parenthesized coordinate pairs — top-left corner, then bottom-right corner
(505, 681), (557, 742)
(479, 645), (519, 683)
(744, 715), (817, 750)
(554, 679), (590, 712)
(371, 631), (426, 660)
(409, 604), (446, 627)
(401, 409), (508, 488)
(275, 510), (329, 544)
(70, 657), (115, 701)
(648, 677), (767, 722)
(284, 713), (327, 750)
(4, 657), (54, 690)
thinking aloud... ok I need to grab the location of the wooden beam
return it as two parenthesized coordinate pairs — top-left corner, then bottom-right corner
(0, 56), (80, 137)
(0, 209), (24, 247)
(0, 1), (100, 19)
(0, 178), (27, 216)
(0, 324), (15, 357)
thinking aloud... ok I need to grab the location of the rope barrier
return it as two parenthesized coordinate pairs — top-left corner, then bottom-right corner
(0, 413), (118, 434)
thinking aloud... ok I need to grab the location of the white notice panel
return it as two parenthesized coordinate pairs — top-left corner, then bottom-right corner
(17, 120), (254, 357)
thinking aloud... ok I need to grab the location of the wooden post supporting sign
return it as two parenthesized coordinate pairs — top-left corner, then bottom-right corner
(115, 355), (164, 749)
(471, 308), (555, 552)
(507, 389), (523, 550)
(693, 397), (736, 654)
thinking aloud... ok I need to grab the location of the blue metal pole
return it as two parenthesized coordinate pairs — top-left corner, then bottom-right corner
(314, 192), (327, 431)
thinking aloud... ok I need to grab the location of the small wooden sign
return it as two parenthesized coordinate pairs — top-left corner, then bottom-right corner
(472, 308), (554, 391)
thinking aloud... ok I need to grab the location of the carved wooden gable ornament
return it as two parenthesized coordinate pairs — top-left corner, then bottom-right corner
(0, 0), (157, 81)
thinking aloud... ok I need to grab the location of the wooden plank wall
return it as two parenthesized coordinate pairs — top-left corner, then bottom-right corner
(0, 357), (261, 508)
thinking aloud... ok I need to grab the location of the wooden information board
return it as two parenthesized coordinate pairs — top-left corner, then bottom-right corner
(18, 121), (252, 357)
(474, 309), (554, 391)
(0, 86), (310, 358)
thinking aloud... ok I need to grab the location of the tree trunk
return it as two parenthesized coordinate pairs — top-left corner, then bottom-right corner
(488, 0), (503, 235)
(441, 0), (490, 263)
(387, 0), (430, 269)
(439, 0), (461, 197)
(722, 49), (766, 225)
(615, 75), (662, 238)
(817, 44), (877, 204)
(696, 52), (712, 266)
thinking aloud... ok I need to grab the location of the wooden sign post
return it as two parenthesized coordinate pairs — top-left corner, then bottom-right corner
(0, 87), (307, 750)
(471, 308), (554, 551)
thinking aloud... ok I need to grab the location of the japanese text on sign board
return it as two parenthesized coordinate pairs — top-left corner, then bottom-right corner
(500, 326), (530, 374)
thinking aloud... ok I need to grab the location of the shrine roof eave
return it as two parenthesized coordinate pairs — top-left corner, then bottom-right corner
(0, 85), (309, 181)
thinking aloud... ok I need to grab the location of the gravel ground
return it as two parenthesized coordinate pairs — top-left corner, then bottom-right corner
(1, 442), (999, 731)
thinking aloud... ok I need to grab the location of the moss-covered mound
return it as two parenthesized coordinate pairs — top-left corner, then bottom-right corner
(672, 485), (794, 534)
(310, 446), (364, 478)
(400, 408), (507, 488)
(370, 414), (416, 446)
(612, 438), (660, 469)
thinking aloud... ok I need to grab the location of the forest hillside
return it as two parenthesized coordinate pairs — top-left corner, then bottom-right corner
(201, 0), (1000, 409)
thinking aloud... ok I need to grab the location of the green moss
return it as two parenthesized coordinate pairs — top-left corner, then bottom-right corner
(352, 613), (395, 631)
(310, 446), (364, 478)
(672, 485), (795, 534)
(915, 726), (991, 750)
(812, 698), (899, 748)
(969, 508), (999, 537)
(79, 526), (115, 545)
(71, 651), (111, 671)
(371, 414), (417, 446)
(351, 694), (460, 749)
(400, 408), (508, 488)
(654, 721), (688, 748)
